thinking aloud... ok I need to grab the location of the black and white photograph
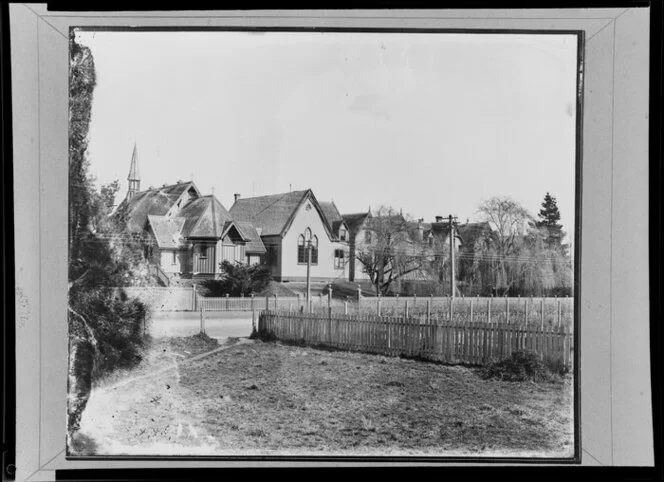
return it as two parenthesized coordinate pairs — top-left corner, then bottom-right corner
(65, 28), (581, 459)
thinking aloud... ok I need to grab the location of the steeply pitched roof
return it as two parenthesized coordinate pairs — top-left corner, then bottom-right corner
(342, 212), (371, 232)
(127, 143), (139, 180)
(180, 196), (234, 238)
(319, 201), (343, 224)
(235, 221), (267, 254)
(147, 215), (185, 248)
(114, 181), (199, 233)
(229, 189), (334, 239)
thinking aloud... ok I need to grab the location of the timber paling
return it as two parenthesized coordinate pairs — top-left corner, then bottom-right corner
(258, 310), (573, 368)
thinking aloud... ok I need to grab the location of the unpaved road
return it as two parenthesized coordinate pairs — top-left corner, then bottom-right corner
(148, 311), (254, 340)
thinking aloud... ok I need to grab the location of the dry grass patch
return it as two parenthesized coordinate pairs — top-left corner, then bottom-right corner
(176, 341), (574, 456)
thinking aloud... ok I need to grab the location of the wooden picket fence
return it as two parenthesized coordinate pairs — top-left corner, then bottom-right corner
(258, 310), (573, 368)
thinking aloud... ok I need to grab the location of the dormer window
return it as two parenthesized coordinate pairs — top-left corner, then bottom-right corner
(339, 227), (347, 242)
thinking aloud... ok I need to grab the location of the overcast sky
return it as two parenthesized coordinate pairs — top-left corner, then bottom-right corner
(76, 30), (578, 238)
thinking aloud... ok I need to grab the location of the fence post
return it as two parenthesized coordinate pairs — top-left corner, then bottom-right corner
(449, 296), (454, 322)
(470, 298), (474, 323)
(506, 297), (510, 324)
(274, 293), (278, 310)
(297, 293), (301, 309)
(192, 284), (197, 311)
(344, 300), (348, 315)
(328, 286), (333, 343)
(265, 295), (269, 312)
(226, 293), (230, 310)
(525, 297), (529, 325)
(426, 300), (431, 324)
(357, 286), (362, 313)
(488, 297), (492, 324)
(251, 293), (255, 312)
(405, 299), (409, 318)
(557, 297), (562, 328)
(200, 307), (205, 334)
(377, 294), (381, 316)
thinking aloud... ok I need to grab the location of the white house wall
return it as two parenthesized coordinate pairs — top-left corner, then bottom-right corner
(160, 249), (184, 274)
(280, 199), (348, 282)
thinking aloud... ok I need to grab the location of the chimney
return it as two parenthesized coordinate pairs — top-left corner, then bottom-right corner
(234, 193), (241, 202)
(417, 218), (424, 241)
(435, 215), (443, 223)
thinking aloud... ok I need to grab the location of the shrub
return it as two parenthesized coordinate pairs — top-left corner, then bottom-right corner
(198, 261), (272, 297)
(249, 327), (277, 342)
(72, 287), (149, 381)
(480, 350), (565, 383)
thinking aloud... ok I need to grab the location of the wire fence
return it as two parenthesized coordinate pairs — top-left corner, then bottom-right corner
(116, 286), (574, 329)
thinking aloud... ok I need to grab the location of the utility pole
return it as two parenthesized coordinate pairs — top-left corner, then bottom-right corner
(306, 239), (312, 311)
(449, 214), (458, 298)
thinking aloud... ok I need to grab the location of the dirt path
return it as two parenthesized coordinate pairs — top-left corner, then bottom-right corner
(74, 339), (250, 455)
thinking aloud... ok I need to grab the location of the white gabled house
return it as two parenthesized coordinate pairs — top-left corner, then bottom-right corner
(229, 189), (350, 282)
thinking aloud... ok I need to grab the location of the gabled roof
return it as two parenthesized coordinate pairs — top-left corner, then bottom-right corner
(147, 215), (185, 248)
(319, 201), (343, 225)
(179, 196), (235, 239)
(229, 189), (334, 239)
(114, 181), (200, 233)
(423, 221), (492, 249)
(319, 201), (349, 237)
(342, 212), (372, 232)
(235, 222), (267, 254)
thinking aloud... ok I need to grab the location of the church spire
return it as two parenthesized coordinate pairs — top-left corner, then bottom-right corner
(126, 142), (140, 200)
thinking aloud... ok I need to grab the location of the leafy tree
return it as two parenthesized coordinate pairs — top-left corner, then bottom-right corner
(355, 206), (426, 295)
(200, 261), (272, 297)
(67, 33), (148, 449)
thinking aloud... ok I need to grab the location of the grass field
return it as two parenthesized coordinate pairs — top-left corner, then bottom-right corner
(76, 336), (574, 457)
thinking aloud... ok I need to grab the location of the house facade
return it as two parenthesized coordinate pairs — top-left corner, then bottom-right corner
(229, 190), (350, 282)
(113, 146), (266, 281)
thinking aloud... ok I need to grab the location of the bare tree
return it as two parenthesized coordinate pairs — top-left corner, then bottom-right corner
(355, 206), (426, 295)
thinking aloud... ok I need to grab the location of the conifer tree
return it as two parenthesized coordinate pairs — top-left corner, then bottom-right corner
(536, 192), (565, 252)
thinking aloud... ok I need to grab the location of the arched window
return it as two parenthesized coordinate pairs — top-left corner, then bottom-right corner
(311, 235), (319, 264)
(298, 234), (306, 263)
(304, 227), (312, 241)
